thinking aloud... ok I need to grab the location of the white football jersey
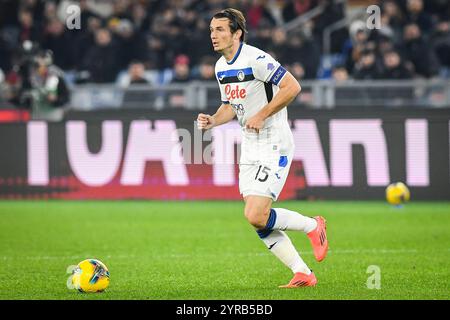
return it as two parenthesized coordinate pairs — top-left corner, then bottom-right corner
(215, 42), (294, 154)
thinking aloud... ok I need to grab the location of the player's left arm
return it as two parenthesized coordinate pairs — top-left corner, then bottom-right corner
(245, 72), (300, 131)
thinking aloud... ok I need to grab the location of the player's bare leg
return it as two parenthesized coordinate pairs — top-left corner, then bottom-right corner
(244, 195), (314, 286)
(243, 195), (273, 229)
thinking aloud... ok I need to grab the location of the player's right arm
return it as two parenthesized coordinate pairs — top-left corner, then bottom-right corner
(197, 103), (235, 130)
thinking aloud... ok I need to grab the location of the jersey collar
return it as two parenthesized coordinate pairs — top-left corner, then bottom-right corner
(226, 42), (243, 65)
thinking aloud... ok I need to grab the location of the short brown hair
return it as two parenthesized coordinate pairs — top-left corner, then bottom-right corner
(213, 8), (248, 42)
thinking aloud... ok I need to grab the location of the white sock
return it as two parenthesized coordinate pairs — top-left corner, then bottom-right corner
(258, 229), (311, 275)
(269, 208), (317, 233)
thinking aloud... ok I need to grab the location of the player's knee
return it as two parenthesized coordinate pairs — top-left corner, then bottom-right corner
(244, 207), (268, 229)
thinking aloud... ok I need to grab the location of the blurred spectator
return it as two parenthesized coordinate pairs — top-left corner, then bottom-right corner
(376, 34), (396, 57)
(3, 69), (22, 107)
(164, 15), (189, 69)
(112, 19), (148, 70)
(74, 16), (103, 71)
(42, 18), (74, 69)
(4, 40), (41, 107)
(194, 56), (216, 81)
(283, 0), (316, 23)
(382, 0), (405, 31)
(332, 65), (349, 82)
(267, 27), (288, 63)
(120, 60), (153, 108)
(81, 28), (119, 83)
(405, 0), (433, 34)
(146, 33), (167, 71)
(5, 49), (70, 120)
(431, 20), (450, 70)
(127, 60), (150, 85)
(144, 11), (188, 70)
(378, 0), (405, 44)
(111, 0), (133, 20)
(78, 0), (102, 30)
(117, 59), (159, 87)
(401, 23), (440, 78)
(188, 17), (215, 66)
(17, 8), (40, 44)
(21, 0), (46, 23)
(31, 51), (69, 106)
(251, 20), (273, 49)
(262, 0), (285, 26)
(247, 0), (277, 29)
(381, 50), (414, 79)
(43, 1), (57, 24)
(131, 2), (150, 33)
(181, 9), (198, 32)
(288, 62), (306, 81)
(332, 64), (361, 105)
(353, 49), (382, 80)
(170, 54), (191, 83)
(343, 20), (369, 74)
(284, 33), (320, 79)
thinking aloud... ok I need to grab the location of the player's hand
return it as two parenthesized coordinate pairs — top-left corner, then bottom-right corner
(197, 113), (215, 130)
(245, 114), (265, 133)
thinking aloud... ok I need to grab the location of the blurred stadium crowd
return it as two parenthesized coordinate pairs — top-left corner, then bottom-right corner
(0, 0), (450, 109)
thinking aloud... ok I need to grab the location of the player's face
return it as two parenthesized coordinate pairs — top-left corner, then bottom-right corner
(210, 18), (234, 53)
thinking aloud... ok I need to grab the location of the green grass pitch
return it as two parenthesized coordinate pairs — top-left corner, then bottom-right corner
(0, 200), (449, 300)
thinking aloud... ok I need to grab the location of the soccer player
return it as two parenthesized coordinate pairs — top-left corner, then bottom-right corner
(197, 8), (328, 288)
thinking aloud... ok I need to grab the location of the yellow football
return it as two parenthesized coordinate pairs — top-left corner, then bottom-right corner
(72, 259), (110, 293)
(386, 182), (410, 206)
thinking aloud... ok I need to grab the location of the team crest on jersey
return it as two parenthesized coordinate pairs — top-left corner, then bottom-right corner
(232, 103), (245, 115)
(237, 70), (245, 81)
